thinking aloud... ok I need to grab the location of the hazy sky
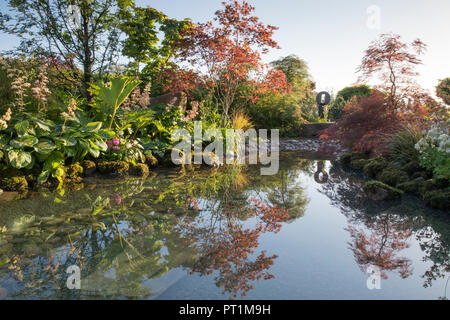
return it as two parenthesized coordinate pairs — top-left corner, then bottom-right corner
(1, 0), (449, 95)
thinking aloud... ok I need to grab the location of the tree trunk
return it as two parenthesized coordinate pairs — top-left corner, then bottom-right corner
(81, 0), (93, 103)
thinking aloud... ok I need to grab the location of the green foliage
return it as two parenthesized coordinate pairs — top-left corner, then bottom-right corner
(90, 77), (141, 129)
(270, 55), (315, 100)
(415, 124), (450, 179)
(246, 55), (317, 136)
(328, 85), (371, 121)
(119, 4), (192, 93)
(436, 78), (450, 105)
(248, 93), (306, 136)
(0, 112), (114, 186)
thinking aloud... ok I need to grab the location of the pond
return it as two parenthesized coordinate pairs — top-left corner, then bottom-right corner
(0, 153), (449, 300)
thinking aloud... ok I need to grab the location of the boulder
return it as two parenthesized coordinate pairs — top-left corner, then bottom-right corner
(363, 180), (404, 201)
(0, 175), (28, 192)
(397, 181), (421, 195)
(81, 160), (97, 176)
(97, 161), (130, 177)
(363, 158), (389, 178)
(129, 163), (150, 177)
(423, 189), (450, 210)
(377, 166), (409, 187)
(144, 154), (158, 167)
(339, 152), (367, 167)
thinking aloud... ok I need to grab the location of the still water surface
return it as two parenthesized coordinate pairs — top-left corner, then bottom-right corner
(0, 153), (449, 299)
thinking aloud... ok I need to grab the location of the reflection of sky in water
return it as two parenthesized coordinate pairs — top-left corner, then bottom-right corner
(0, 156), (448, 300)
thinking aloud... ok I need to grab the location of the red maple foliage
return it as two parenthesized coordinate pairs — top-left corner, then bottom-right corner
(165, 0), (290, 123)
(179, 196), (289, 299)
(319, 90), (430, 154)
(321, 33), (434, 154)
(357, 33), (427, 108)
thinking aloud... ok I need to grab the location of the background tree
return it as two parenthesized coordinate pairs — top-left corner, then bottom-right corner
(0, 0), (131, 101)
(328, 84), (372, 121)
(436, 78), (450, 105)
(357, 33), (426, 107)
(270, 54), (315, 100)
(119, 5), (193, 95)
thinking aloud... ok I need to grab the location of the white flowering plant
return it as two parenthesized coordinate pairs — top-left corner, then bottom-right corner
(415, 122), (450, 179)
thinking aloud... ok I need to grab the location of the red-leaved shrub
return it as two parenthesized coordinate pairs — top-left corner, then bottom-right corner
(319, 90), (429, 155)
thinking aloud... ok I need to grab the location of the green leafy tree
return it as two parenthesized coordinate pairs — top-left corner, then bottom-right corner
(436, 78), (450, 105)
(0, 0), (131, 101)
(119, 5), (192, 95)
(328, 85), (372, 121)
(270, 54), (315, 100)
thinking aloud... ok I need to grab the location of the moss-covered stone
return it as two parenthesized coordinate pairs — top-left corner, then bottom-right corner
(411, 171), (431, 180)
(0, 176), (28, 192)
(97, 161), (129, 177)
(422, 178), (449, 193)
(363, 180), (404, 200)
(397, 181), (421, 195)
(145, 154), (158, 167)
(65, 163), (84, 184)
(340, 152), (366, 166)
(376, 166), (409, 187)
(350, 159), (370, 171)
(363, 158), (389, 178)
(401, 161), (422, 176)
(129, 163), (150, 177)
(423, 189), (450, 210)
(81, 160), (96, 176)
(160, 148), (186, 167)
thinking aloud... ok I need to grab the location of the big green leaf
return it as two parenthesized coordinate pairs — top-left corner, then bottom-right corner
(10, 135), (38, 148)
(98, 129), (115, 139)
(37, 170), (50, 184)
(14, 120), (30, 136)
(35, 139), (56, 154)
(8, 150), (33, 169)
(90, 139), (108, 152)
(81, 122), (103, 133)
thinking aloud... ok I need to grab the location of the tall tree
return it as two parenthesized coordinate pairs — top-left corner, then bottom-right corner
(0, 0), (129, 102)
(169, 0), (289, 124)
(436, 78), (450, 105)
(119, 5), (193, 95)
(357, 33), (426, 107)
(270, 54), (314, 100)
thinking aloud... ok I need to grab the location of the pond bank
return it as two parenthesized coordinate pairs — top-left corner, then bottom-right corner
(340, 151), (449, 211)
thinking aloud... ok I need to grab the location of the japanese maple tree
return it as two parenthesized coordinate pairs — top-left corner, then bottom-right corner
(167, 0), (289, 124)
(357, 33), (427, 107)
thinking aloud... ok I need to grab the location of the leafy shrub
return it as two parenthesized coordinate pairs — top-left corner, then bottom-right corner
(0, 112), (115, 186)
(321, 91), (396, 154)
(415, 123), (450, 179)
(436, 78), (450, 105)
(248, 93), (306, 136)
(320, 90), (428, 155)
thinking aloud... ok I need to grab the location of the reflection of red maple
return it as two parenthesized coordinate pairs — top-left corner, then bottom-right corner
(180, 197), (289, 298)
(346, 213), (413, 280)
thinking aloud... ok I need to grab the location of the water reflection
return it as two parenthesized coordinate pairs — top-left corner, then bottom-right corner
(0, 155), (448, 299)
(320, 161), (450, 298)
(0, 158), (311, 299)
